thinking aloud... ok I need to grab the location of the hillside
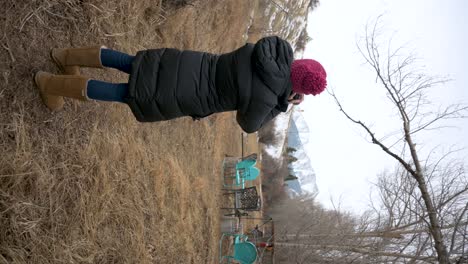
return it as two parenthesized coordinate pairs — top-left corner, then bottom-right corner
(0, 0), (316, 263)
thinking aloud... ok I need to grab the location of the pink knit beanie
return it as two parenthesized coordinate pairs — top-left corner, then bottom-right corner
(290, 59), (327, 96)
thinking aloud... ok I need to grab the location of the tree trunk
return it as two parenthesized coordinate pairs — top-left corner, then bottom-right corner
(405, 127), (450, 263)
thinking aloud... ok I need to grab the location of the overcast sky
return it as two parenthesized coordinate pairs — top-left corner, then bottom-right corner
(301, 0), (468, 213)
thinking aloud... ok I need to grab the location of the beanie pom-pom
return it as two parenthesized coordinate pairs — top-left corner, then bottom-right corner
(302, 71), (327, 95)
(290, 59), (327, 96)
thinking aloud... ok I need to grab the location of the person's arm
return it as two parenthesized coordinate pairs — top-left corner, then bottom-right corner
(288, 92), (304, 105)
(236, 101), (279, 133)
(261, 106), (282, 126)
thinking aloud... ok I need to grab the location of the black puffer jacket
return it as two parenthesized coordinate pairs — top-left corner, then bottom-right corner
(126, 36), (293, 133)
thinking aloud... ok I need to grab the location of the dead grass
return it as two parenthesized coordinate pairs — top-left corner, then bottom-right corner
(0, 0), (256, 263)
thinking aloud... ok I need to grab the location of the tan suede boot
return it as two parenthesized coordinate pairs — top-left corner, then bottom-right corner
(50, 46), (105, 75)
(34, 71), (89, 111)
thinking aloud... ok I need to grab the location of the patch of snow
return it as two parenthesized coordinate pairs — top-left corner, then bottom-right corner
(264, 111), (291, 159)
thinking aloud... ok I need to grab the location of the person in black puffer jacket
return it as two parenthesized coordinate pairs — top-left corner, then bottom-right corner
(34, 36), (327, 133)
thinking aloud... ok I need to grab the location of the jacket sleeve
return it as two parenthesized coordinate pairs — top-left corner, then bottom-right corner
(236, 93), (282, 133)
(236, 105), (277, 133)
(262, 106), (283, 126)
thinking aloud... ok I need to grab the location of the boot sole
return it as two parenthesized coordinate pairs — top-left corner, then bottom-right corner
(51, 49), (82, 75)
(34, 71), (44, 87)
(50, 49), (66, 73)
(33, 71), (65, 111)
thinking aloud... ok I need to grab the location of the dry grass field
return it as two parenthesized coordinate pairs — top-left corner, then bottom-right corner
(0, 0), (262, 263)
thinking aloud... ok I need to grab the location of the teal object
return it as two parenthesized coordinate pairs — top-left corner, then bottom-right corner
(219, 233), (257, 264)
(244, 167), (259, 181)
(239, 167), (260, 188)
(235, 159), (256, 170)
(233, 166), (260, 188)
(224, 159), (259, 188)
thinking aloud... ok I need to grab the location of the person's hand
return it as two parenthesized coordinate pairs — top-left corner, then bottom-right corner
(288, 92), (304, 105)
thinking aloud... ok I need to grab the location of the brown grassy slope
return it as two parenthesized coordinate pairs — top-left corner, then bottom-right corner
(0, 0), (255, 263)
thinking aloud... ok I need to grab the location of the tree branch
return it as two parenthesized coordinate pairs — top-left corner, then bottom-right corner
(331, 90), (416, 176)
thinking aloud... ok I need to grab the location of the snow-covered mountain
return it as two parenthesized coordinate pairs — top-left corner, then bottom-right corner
(263, 109), (319, 197)
(285, 110), (319, 197)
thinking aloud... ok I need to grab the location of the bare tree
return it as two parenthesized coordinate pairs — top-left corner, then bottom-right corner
(364, 164), (468, 263)
(331, 17), (468, 263)
(269, 164), (467, 263)
(271, 195), (376, 263)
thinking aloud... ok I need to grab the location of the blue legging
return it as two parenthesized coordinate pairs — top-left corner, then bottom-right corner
(86, 49), (133, 102)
